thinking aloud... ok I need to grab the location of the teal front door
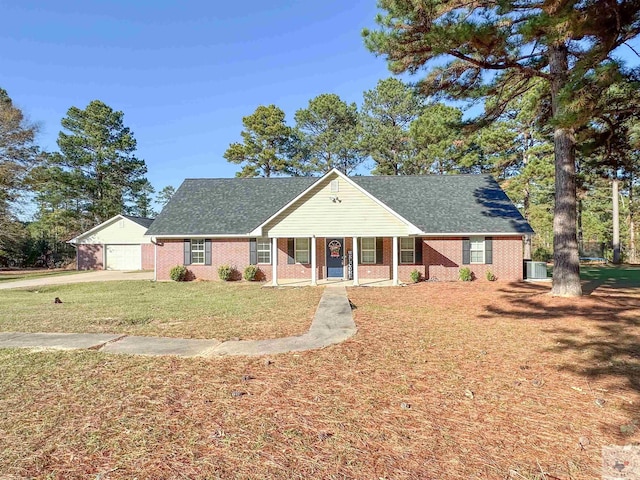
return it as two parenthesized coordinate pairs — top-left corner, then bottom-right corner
(326, 238), (344, 278)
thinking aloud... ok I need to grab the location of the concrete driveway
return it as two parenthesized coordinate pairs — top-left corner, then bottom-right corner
(0, 270), (154, 290)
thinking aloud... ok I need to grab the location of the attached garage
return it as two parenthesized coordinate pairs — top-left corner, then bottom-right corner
(68, 215), (155, 271)
(105, 244), (142, 270)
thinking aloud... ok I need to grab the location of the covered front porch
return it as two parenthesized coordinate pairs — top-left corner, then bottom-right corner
(253, 169), (424, 287)
(265, 236), (421, 287)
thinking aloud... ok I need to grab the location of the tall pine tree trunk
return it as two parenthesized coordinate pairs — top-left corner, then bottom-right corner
(612, 178), (621, 264)
(577, 198), (584, 255)
(630, 171), (637, 263)
(522, 131), (532, 260)
(549, 44), (582, 296)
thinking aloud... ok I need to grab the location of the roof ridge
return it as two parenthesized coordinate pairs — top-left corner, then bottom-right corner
(182, 174), (494, 181)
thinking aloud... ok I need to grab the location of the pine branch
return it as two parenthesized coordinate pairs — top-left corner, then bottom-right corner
(448, 50), (551, 79)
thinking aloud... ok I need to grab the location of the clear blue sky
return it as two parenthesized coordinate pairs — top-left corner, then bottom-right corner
(3, 0), (640, 214)
(1, 0), (391, 202)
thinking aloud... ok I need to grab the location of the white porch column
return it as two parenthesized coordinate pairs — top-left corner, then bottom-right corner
(310, 236), (317, 286)
(272, 237), (278, 287)
(392, 236), (399, 286)
(352, 236), (359, 286)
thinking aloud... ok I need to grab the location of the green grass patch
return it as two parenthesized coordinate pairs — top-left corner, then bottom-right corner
(0, 269), (82, 283)
(0, 281), (322, 340)
(580, 264), (640, 287)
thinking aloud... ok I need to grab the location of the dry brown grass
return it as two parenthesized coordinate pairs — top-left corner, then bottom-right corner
(1, 281), (639, 479)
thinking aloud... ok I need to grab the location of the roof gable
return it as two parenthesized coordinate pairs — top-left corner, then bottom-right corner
(69, 214), (154, 244)
(261, 171), (419, 237)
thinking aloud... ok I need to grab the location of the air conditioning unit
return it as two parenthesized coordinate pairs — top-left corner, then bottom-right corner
(525, 261), (548, 280)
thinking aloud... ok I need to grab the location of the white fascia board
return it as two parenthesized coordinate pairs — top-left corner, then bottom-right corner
(151, 234), (253, 239)
(419, 232), (529, 237)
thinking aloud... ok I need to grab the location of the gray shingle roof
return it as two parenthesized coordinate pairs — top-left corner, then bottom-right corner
(351, 175), (534, 234)
(145, 174), (533, 236)
(122, 215), (155, 229)
(146, 177), (317, 236)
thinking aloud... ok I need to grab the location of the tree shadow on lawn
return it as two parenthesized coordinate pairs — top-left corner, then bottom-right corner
(481, 281), (640, 408)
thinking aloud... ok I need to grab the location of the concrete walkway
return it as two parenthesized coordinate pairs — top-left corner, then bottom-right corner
(0, 286), (356, 357)
(0, 270), (154, 290)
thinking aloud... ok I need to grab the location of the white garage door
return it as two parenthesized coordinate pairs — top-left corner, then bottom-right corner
(105, 244), (141, 270)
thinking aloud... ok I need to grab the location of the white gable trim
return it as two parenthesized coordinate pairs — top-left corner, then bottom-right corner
(68, 215), (126, 244)
(249, 168), (422, 236)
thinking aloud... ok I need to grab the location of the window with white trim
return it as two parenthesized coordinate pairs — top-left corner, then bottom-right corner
(361, 237), (376, 264)
(400, 237), (415, 264)
(257, 238), (271, 264)
(191, 239), (205, 264)
(470, 237), (485, 264)
(295, 238), (310, 264)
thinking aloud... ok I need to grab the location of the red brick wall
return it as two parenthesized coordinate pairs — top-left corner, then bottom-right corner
(425, 236), (523, 282)
(155, 236), (523, 282)
(77, 244), (103, 270)
(156, 239), (186, 280)
(141, 244), (154, 270)
(354, 237), (392, 279)
(156, 238), (326, 282)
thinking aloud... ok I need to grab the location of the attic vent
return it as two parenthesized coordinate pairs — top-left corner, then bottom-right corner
(119, 220), (125, 228)
(330, 180), (339, 192)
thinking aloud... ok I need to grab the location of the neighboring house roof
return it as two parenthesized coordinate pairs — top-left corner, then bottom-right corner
(68, 214), (155, 244)
(145, 170), (533, 237)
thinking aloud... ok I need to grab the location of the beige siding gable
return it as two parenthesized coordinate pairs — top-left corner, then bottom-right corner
(77, 218), (151, 245)
(264, 173), (411, 237)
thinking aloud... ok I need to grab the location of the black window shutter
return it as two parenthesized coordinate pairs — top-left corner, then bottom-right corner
(485, 237), (493, 264)
(204, 239), (212, 265)
(184, 239), (191, 265)
(249, 238), (257, 265)
(462, 238), (470, 265)
(287, 238), (295, 264)
(376, 237), (383, 264)
(415, 237), (423, 264)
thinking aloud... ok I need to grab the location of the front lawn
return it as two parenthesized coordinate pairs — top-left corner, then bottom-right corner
(580, 264), (640, 290)
(0, 281), (322, 340)
(0, 280), (638, 479)
(0, 268), (82, 283)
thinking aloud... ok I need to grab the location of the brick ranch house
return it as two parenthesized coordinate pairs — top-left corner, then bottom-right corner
(145, 169), (534, 285)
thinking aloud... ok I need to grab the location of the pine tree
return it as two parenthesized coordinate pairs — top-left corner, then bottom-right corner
(294, 94), (365, 175)
(224, 105), (295, 177)
(33, 101), (149, 236)
(364, 0), (640, 296)
(0, 88), (42, 266)
(360, 78), (424, 175)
